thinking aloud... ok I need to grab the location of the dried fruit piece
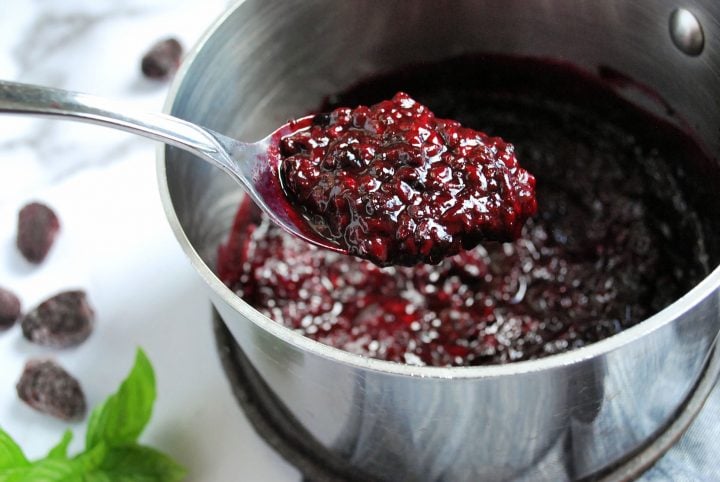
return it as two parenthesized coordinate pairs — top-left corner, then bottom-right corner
(141, 37), (183, 80)
(0, 286), (21, 330)
(16, 359), (86, 421)
(16, 201), (61, 264)
(21, 290), (94, 347)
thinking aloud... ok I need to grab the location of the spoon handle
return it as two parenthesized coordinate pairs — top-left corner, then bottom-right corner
(0, 80), (244, 174)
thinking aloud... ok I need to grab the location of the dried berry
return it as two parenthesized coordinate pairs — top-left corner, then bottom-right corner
(21, 290), (94, 347)
(16, 359), (86, 421)
(141, 37), (183, 80)
(0, 286), (21, 330)
(16, 201), (60, 264)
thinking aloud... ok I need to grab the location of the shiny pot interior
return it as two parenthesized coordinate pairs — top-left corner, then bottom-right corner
(159, 1), (720, 480)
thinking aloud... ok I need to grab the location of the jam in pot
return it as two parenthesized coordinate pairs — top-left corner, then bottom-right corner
(218, 56), (714, 367)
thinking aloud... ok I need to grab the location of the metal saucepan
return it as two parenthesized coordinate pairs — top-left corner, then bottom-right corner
(158, 1), (720, 479)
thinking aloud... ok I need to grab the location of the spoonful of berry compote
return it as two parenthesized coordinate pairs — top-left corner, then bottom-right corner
(0, 82), (536, 266)
(279, 92), (537, 266)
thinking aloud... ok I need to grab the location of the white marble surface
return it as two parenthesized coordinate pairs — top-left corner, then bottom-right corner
(0, 1), (299, 480)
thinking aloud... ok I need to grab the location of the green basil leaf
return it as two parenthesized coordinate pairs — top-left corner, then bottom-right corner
(81, 475), (111, 482)
(13, 442), (106, 482)
(13, 459), (78, 482)
(80, 474), (111, 482)
(69, 441), (106, 472)
(3, 348), (184, 482)
(85, 349), (155, 449)
(96, 443), (187, 482)
(46, 431), (73, 460)
(0, 467), (34, 482)
(0, 427), (29, 469)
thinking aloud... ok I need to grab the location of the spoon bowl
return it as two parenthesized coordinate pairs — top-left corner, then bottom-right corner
(0, 80), (345, 254)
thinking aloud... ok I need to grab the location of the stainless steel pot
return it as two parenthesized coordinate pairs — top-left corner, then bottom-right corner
(158, 1), (720, 480)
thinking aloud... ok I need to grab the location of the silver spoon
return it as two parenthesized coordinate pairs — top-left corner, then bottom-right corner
(0, 80), (345, 253)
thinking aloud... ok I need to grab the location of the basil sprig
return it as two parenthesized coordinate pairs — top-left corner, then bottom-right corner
(0, 349), (186, 482)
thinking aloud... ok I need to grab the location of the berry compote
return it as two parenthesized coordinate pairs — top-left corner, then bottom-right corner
(279, 92), (536, 266)
(218, 56), (716, 367)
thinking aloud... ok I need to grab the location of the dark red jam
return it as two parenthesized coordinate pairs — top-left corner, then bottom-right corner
(279, 92), (536, 266)
(218, 57), (717, 367)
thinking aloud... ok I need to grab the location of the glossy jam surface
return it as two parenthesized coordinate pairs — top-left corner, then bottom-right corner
(218, 57), (713, 367)
(280, 92), (536, 266)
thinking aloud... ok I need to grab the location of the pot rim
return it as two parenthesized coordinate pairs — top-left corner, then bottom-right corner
(157, 0), (720, 380)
